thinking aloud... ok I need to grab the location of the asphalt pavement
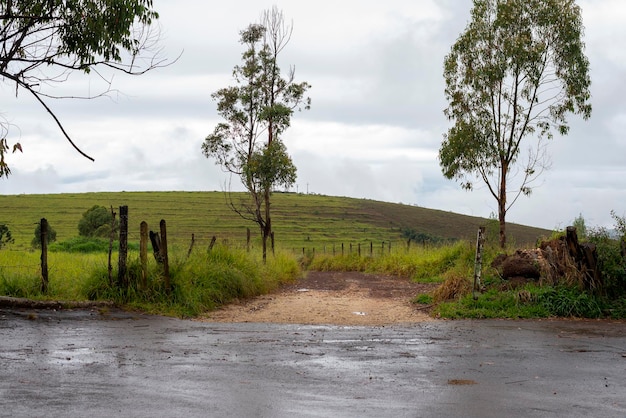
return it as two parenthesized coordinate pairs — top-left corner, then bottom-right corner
(1, 308), (625, 417)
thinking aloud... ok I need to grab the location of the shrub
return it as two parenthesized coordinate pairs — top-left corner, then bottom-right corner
(587, 211), (626, 298)
(78, 205), (118, 238)
(31, 221), (57, 248)
(0, 223), (14, 249)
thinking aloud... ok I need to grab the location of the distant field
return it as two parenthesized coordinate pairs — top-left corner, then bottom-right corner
(0, 191), (550, 250)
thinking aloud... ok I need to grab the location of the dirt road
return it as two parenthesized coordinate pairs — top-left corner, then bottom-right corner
(201, 271), (437, 325)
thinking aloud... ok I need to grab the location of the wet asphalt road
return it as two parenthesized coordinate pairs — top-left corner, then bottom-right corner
(0, 309), (625, 418)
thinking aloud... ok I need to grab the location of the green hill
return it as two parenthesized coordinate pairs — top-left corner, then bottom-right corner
(0, 191), (550, 250)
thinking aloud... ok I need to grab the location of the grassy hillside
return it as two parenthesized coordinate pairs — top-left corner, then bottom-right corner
(0, 191), (550, 250)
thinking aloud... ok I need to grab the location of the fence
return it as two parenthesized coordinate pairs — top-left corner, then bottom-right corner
(3, 206), (469, 295)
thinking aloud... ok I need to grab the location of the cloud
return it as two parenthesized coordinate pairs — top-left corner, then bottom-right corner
(1, 0), (625, 232)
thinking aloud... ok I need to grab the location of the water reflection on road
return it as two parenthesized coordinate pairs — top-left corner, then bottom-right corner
(1, 309), (625, 418)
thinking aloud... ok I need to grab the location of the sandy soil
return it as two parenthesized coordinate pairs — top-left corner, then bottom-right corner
(200, 271), (436, 326)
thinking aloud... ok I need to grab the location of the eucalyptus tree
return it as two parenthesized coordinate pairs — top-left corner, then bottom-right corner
(203, 7), (310, 261)
(439, 0), (591, 248)
(0, 0), (165, 177)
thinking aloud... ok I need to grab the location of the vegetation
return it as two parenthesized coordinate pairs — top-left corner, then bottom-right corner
(308, 240), (474, 283)
(0, 192), (548, 251)
(78, 205), (118, 238)
(3, 192), (623, 320)
(440, 0), (592, 248)
(0, 223), (13, 249)
(587, 211), (626, 299)
(431, 212), (626, 319)
(202, 6), (310, 262)
(0, 243), (299, 317)
(0, 0), (165, 176)
(31, 221), (57, 249)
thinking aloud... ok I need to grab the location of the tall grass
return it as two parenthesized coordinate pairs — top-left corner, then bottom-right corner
(0, 245), (301, 317)
(308, 240), (475, 283)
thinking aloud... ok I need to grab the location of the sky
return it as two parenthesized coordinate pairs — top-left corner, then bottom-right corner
(1, 0), (625, 231)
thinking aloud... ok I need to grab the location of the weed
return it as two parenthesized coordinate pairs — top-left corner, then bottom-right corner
(539, 286), (603, 318)
(413, 293), (433, 305)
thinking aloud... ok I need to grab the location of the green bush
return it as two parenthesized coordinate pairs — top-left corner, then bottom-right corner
(587, 211), (626, 298)
(0, 224), (14, 249)
(78, 205), (118, 238)
(31, 222), (57, 248)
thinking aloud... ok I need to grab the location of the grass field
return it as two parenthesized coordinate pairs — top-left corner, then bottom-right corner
(0, 191), (550, 251)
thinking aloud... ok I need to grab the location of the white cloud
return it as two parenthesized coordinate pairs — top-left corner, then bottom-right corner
(1, 0), (625, 232)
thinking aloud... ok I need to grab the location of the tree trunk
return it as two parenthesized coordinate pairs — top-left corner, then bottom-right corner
(498, 162), (508, 249)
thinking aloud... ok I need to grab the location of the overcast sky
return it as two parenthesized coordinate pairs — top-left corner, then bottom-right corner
(1, 0), (624, 231)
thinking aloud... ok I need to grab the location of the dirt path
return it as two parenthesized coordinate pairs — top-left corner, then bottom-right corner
(200, 271), (436, 326)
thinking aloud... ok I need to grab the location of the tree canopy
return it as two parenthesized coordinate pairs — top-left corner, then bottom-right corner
(78, 205), (117, 238)
(439, 0), (591, 247)
(0, 0), (164, 177)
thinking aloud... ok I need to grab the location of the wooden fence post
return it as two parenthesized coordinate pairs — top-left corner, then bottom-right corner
(246, 228), (251, 252)
(160, 219), (170, 293)
(370, 241), (373, 257)
(473, 226), (486, 300)
(187, 233), (195, 259)
(149, 230), (162, 262)
(108, 207), (117, 286)
(140, 221), (148, 289)
(117, 205), (128, 289)
(208, 236), (217, 251)
(40, 218), (48, 294)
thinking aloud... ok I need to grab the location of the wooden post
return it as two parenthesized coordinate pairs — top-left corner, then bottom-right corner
(472, 226), (486, 300)
(149, 230), (162, 262)
(208, 236), (217, 251)
(187, 233), (195, 259)
(407, 238), (411, 252)
(342, 243), (344, 256)
(370, 241), (373, 257)
(271, 231), (275, 255)
(140, 221), (148, 289)
(389, 241), (392, 254)
(358, 243), (361, 257)
(117, 206), (128, 289)
(246, 228), (251, 252)
(40, 218), (48, 294)
(160, 219), (170, 293)
(108, 206), (117, 286)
